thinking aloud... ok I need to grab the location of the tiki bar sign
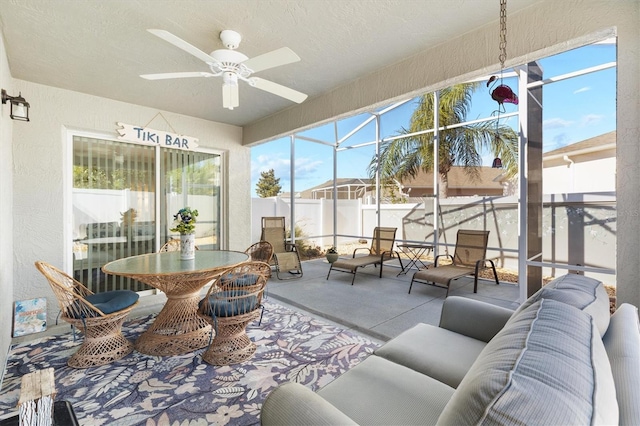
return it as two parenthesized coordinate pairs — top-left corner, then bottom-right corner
(117, 122), (199, 151)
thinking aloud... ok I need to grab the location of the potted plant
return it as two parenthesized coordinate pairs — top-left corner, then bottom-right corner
(170, 207), (198, 260)
(325, 246), (339, 264)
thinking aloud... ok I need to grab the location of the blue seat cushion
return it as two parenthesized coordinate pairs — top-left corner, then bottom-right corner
(199, 290), (258, 318)
(219, 273), (259, 287)
(84, 290), (139, 316)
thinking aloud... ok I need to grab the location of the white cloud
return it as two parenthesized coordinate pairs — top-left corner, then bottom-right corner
(551, 133), (570, 149)
(573, 87), (590, 94)
(543, 118), (573, 129)
(251, 154), (290, 182)
(581, 114), (603, 126)
(251, 154), (323, 182)
(541, 133), (570, 152)
(294, 157), (323, 177)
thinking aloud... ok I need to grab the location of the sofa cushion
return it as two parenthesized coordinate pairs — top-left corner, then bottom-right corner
(375, 323), (487, 388)
(602, 303), (640, 425)
(261, 383), (358, 425)
(438, 296), (514, 343)
(437, 298), (618, 425)
(318, 355), (455, 425)
(515, 274), (610, 336)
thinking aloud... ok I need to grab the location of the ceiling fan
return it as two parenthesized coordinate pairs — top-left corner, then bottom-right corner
(141, 29), (308, 110)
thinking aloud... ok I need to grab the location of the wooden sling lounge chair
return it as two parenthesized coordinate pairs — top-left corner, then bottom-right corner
(261, 217), (303, 279)
(409, 229), (499, 296)
(327, 227), (401, 285)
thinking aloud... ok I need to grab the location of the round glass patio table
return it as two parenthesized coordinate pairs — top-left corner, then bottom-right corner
(103, 250), (249, 356)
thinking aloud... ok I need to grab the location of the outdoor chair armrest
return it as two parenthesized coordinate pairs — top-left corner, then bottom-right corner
(74, 283), (94, 298)
(475, 258), (492, 271)
(261, 383), (358, 426)
(380, 249), (398, 260)
(352, 247), (372, 257)
(284, 242), (298, 252)
(439, 296), (514, 342)
(434, 254), (453, 266)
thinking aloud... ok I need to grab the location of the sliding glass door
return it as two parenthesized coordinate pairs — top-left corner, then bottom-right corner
(72, 135), (221, 293)
(162, 149), (221, 250)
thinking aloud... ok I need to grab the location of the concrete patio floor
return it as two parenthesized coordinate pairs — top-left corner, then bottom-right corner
(10, 258), (521, 347)
(266, 258), (521, 342)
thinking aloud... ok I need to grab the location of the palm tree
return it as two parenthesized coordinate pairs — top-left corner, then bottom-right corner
(369, 82), (518, 198)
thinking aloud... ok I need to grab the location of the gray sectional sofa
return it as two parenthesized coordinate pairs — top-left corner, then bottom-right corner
(261, 274), (640, 425)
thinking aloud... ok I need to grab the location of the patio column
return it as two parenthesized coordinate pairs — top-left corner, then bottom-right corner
(289, 135), (295, 243)
(519, 62), (544, 298)
(432, 91), (440, 258)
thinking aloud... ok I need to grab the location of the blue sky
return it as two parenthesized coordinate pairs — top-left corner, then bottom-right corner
(251, 41), (616, 197)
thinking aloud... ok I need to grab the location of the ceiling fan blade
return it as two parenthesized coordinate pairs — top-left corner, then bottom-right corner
(251, 77), (308, 104)
(140, 72), (215, 80)
(222, 84), (239, 110)
(148, 29), (217, 64)
(242, 47), (300, 73)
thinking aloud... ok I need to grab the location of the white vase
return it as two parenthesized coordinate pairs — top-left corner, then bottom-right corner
(180, 233), (196, 260)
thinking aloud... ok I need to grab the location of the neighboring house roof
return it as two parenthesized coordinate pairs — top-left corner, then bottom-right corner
(543, 131), (616, 158)
(399, 166), (506, 190)
(292, 131), (616, 197)
(292, 168), (505, 198)
(308, 178), (373, 191)
(303, 169), (505, 193)
(279, 178), (373, 198)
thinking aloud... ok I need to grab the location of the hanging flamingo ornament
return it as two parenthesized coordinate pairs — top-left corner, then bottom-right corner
(488, 0), (517, 149)
(487, 75), (518, 109)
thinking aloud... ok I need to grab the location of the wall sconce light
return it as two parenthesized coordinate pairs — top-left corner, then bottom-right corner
(1, 89), (30, 121)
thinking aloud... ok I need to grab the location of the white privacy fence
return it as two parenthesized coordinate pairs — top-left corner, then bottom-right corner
(252, 193), (616, 285)
(73, 188), (218, 241)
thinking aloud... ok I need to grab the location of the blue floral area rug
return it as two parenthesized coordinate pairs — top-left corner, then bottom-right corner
(0, 301), (378, 425)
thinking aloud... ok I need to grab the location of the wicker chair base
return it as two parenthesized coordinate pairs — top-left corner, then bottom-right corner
(135, 290), (213, 356)
(64, 309), (134, 369)
(202, 310), (260, 366)
(136, 327), (211, 356)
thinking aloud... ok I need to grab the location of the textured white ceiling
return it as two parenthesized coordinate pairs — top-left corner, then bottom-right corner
(0, 0), (536, 127)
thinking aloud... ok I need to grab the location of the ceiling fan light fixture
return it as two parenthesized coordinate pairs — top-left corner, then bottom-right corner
(222, 72), (238, 86)
(222, 76), (239, 110)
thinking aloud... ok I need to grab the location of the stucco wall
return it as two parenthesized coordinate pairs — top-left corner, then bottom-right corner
(10, 80), (249, 324)
(244, 0), (640, 307)
(0, 31), (14, 383)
